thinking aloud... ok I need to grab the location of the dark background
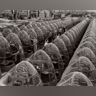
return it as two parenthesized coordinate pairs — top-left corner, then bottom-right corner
(0, 0), (96, 10)
(0, 0), (96, 95)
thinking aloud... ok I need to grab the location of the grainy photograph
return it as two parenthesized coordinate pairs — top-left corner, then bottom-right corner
(0, 9), (95, 86)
